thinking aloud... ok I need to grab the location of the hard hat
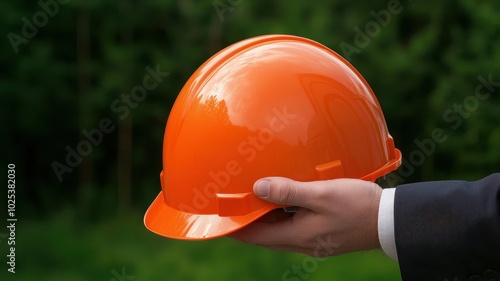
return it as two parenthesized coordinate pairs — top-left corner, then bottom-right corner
(144, 34), (402, 240)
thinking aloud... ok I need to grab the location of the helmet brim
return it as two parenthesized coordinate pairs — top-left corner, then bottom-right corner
(144, 192), (276, 240)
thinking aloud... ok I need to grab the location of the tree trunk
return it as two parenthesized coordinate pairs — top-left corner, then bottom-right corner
(117, 0), (133, 213)
(77, 6), (92, 218)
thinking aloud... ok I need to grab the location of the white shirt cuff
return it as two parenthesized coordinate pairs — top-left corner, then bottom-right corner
(378, 188), (398, 261)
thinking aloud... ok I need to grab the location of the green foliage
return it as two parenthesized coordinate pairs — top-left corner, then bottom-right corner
(3, 212), (400, 281)
(2, 0), (499, 280)
(4, 0), (499, 217)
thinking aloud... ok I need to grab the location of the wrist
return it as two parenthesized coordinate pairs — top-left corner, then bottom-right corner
(365, 184), (383, 251)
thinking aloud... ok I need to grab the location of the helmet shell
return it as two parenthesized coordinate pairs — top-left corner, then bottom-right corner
(144, 34), (401, 240)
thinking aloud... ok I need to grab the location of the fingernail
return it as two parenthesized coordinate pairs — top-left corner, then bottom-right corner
(254, 179), (270, 198)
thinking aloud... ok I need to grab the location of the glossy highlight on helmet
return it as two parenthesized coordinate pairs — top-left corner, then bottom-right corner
(144, 34), (402, 240)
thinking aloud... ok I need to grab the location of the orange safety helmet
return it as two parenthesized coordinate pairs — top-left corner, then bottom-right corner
(144, 34), (401, 240)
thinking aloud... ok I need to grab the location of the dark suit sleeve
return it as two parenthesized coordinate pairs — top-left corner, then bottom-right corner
(394, 173), (500, 281)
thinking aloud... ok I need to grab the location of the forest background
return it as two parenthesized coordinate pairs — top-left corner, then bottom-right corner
(2, 0), (499, 280)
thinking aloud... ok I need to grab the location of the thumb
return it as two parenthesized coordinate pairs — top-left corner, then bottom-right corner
(253, 177), (323, 211)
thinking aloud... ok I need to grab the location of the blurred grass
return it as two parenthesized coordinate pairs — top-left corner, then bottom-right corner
(4, 210), (401, 281)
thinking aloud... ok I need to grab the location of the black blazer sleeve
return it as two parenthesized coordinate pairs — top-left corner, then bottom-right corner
(394, 173), (500, 281)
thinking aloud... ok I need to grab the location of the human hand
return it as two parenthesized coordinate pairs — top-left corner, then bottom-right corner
(229, 177), (382, 257)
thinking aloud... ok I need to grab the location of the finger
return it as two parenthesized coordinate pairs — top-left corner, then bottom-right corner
(229, 207), (316, 245)
(230, 233), (335, 258)
(228, 219), (298, 246)
(228, 235), (314, 256)
(265, 245), (314, 255)
(268, 245), (334, 258)
(254, 177), (326, 211)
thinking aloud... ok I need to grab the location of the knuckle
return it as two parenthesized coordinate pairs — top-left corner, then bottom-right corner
(275, 180), (297, 204)
(312, 185), (330, 201)
(305, 182), (332, 208)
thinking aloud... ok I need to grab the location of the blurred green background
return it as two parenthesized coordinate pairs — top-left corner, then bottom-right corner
(2, 0), (500, 280)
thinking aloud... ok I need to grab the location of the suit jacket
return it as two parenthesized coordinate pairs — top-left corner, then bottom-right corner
(394, 173), (500, 281)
